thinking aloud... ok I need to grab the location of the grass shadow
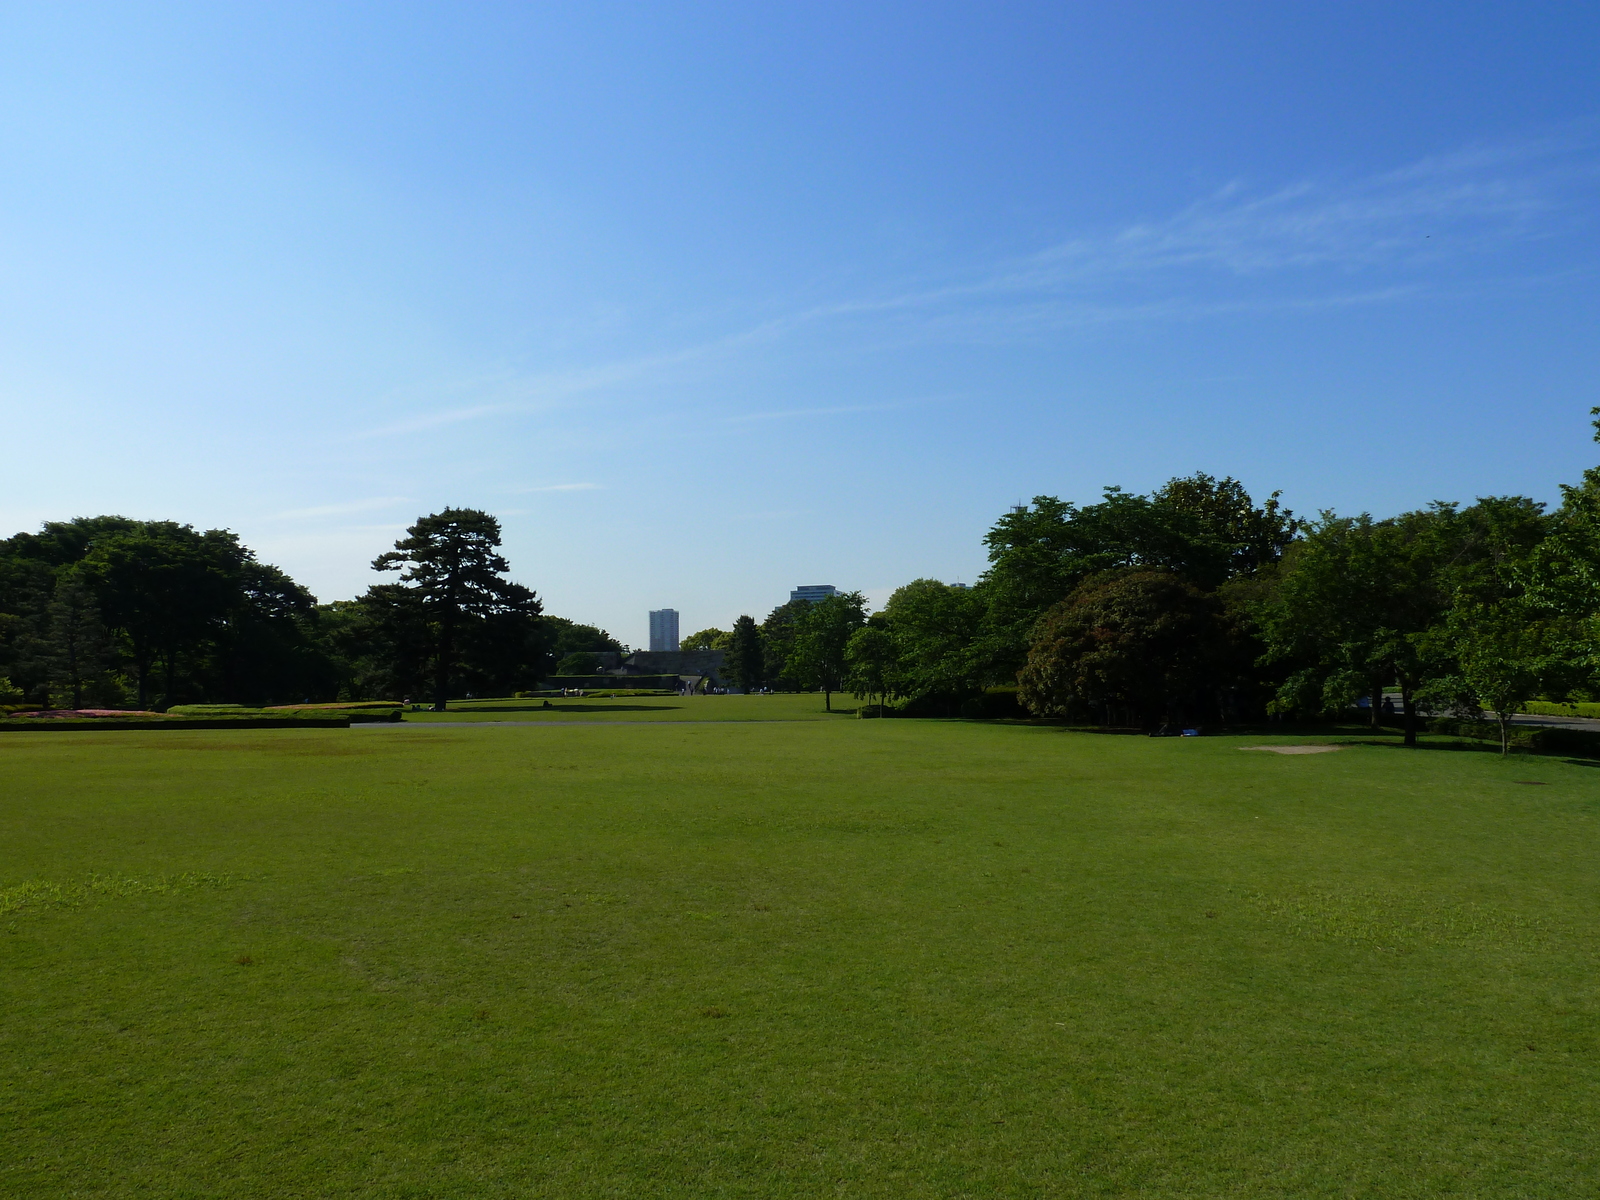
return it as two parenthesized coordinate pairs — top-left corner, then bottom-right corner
(1358, 738), (1503, 753)
(448, 704), (560, 713)
(1359, 738), (1600, 764)
(1028, 721), (1400, 739)
(444, 703), (684, 714)
(544, 703), (683, 714)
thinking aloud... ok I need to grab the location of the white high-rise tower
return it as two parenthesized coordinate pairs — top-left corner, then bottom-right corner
(649, 609), (680, 652)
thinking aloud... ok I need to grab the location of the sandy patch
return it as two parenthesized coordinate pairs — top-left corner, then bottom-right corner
(1241, 744), (1342, 755)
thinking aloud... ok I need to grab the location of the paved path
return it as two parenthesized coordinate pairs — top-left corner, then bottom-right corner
(1507, 712), (1600, 732)
(1379, 693), (1600, 733)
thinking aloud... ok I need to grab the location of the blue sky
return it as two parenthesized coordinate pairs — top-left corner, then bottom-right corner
(3, 2), (1598, 645)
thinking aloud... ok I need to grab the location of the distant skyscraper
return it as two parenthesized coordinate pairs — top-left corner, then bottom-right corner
(649, 608), (680, 652)
(789, 585), (839, 604)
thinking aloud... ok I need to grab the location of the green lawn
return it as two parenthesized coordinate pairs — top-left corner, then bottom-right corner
(2, 718), (1597, 1197)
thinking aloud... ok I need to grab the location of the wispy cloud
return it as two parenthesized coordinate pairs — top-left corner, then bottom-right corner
(800, 126), (1598, 329)
(348, 325), (792, 441)
(267, 496), (410, 520)
(343, 128), (1598, 436)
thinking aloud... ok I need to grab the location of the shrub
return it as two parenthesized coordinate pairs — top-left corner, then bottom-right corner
(894, 692), (969, 718)
(1018, 570), (1229, 726)
(1426, 717), (1600, 760)
(959, 688), (1023, 720)
(1524, 700), (1600, 719)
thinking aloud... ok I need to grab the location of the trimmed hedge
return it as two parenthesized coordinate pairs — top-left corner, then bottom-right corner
(1524, 700), (1600, 719)
(1427, 717), (1600, 759)
(168, 703), (401, 723)
(0, 716), (351, 732)
(959, 687), (1024, 720)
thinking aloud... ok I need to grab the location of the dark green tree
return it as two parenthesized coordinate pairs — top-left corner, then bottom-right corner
(723, 615), (766, 692)
(1442, 599), (1568, 754)
(845, 624), (898, 711)
(0, 517), (133, 702)
(320, 586), (434, 701)
(45, 568), (114, 709)
(373, 509), (528, 710)
(1153, 474), (1299, 579)
(1258, 513), (1433, 742)
(881, 579), (984, 711)
(759, 600), (811, 690)
(1017, 569), (1230, 727)
(3, 516), (330, 709)
(1526, 412), (1600, 651)
(78, 523), (239, 708)
(211, 559), (335, 705)
(0, 554), (53, 704)
(974, 477), (1295, 684)
(457, 581), (552, 696)
(681, 627), (731, 652)
(545, 618), (626, 656)
(787, 591), (866, 711)
(1258, 499), (1550, 745)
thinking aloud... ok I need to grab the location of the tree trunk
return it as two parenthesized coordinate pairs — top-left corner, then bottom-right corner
(1370, 672), (1385, 730)
(824, 686), (831, 712)
(64, 626), (82, 709)
(433, 613), (453, 711)
(1402, 687), (1418, 747)
(1498, 711), (1510, 756)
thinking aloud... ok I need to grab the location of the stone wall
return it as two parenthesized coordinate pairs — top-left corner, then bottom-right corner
(621, 650), (726, 683)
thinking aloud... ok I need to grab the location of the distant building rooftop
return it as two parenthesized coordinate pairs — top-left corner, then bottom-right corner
(790, 584), (838, 604)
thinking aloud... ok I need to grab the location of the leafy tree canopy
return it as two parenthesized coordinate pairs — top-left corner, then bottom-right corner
(975, 475), (1295, 683)
(681, 628), (731, 651)
(881, 579), (984, 704)
(545, 618), (626, 656)
(1017, 569), (1231, 727)
(787, 591), (866, 711)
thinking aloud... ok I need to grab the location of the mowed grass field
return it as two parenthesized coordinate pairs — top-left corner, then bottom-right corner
(3, 704), (1599, 1197)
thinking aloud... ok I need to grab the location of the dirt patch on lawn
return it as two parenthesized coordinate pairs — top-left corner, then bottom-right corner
(1240, 744), (1343, 755)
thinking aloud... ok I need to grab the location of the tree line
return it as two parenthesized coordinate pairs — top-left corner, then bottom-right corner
(686, 415), (1600, 746)
(6, 416), (1599, 736)
(0, 509), (620, 711)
